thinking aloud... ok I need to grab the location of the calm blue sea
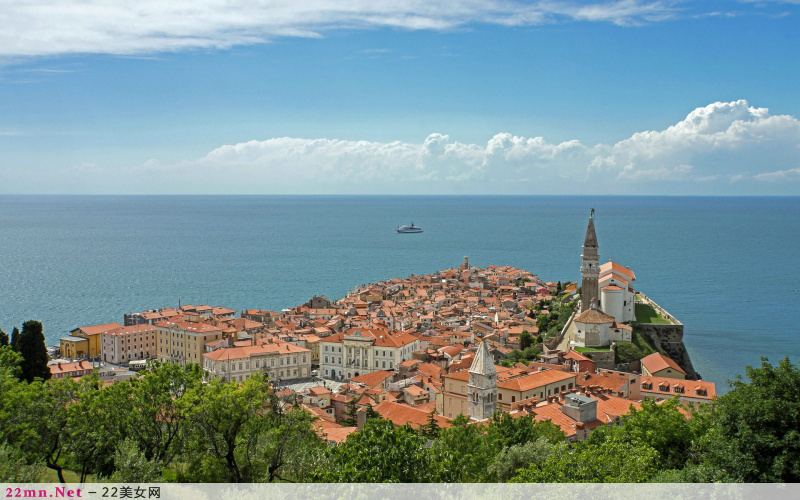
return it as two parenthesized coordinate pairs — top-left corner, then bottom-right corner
(1, 195), (798, 392)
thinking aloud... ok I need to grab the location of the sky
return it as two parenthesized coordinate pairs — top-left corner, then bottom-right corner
(1, 0), (799, 195)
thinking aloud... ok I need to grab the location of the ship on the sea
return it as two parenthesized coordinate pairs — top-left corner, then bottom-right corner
(396, 222), (423, 233)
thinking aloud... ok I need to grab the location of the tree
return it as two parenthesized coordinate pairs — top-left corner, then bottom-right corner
(11, 376), (83, 483)
(519, 331), (533, 350)
(258, 405), (325, 482)
(511, 439), (659, 483)
(127, 362), (203, 466)
(10, 327), (19, 352)
(486, 438), (559, 482)
(487, 412), (564, 452)
(313, 418), (430, 482)
(419, 409), (441, 439)
(341, 396), (359, 427)
(108, 439), (163, 483)
(586, 398), (699, 471)
(182, 373), (272, 482)
(0, 443), (46, 482)
(16, 320), (50, 382)
(0, 329), (8, 347)
(695, 357), (800, 482)
(428, 414), (493, 482)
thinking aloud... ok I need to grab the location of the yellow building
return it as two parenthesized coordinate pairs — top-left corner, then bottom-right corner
(61, 322), (122, 359)
(442, 368), (578, 419)
(59, 336), (89, 359)
(156, 320), (225, 366)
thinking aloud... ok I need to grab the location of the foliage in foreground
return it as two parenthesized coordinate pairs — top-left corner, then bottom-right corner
(1, 341), (799, 483)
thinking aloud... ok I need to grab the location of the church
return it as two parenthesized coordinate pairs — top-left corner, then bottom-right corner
(572, 210), (636, 348)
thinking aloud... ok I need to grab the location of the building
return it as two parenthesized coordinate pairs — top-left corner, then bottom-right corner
(155, 320), (225, 366)
(60, 322), (123, 359)
(442, 362), (578, 419)
(319, 327), (420, 380)
(203, 339), (311, 382)
(577, 211), (638, 325)
(467, 341), (497, 420)
(640, 376), (715, 406)
(572, 309), (632, 348)
(101, 324), (158, 365)
(580, 210), (600, 312)
(640, 352), (686, 379)
(599, 261), (636, 323)
(49, 360), (95, 379)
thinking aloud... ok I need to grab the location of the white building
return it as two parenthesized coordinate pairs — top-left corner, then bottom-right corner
(319, 327), (420, 380)
(101, 324), (158, 365)
(599, 261), (636, 323)
(203, 340), (311, 383)
(572, 309), (632, 348)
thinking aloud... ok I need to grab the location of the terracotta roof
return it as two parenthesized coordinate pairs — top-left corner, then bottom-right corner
(49, 361), (94, 375)
(348, 370), (394, 388)
(574, 309), (615, 324)
(640, 352), (686, 375)
(576, 373), (628, 393)
(641, 376), (716, 399)
(564, 349), (592, 362)
(373, 401), (451, 429)
(601, 285), (624, 291)
(498, 370), (577, 392)
(600, 261), (636, 280)
(104, 324), (157, 336)
(204, 341), (310, 361)
(72, 322), (123, 336)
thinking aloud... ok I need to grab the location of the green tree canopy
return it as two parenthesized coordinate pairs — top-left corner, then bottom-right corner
(0, 329), (9, 347)
(313, 418), (430, 483)
(16, 320), (51, 382)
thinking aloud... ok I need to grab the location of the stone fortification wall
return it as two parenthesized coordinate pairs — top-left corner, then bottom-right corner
(582, 347), (616, 371)
(635, 294), (700, 380)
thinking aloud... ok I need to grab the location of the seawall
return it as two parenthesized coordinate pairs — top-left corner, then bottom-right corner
(635, 294), (700, 380)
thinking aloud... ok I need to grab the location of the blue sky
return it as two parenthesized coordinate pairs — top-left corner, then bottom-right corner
(1, 1), (799, 194)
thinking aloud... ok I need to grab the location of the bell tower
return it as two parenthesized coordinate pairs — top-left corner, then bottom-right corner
(581, 209), (600, 312)
(467, 341), (497, 420)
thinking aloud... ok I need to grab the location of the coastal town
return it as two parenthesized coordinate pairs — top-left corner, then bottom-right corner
(48, 213), (716, 445)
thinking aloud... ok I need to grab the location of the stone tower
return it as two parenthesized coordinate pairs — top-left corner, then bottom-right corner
(581, 209), (600, 312)
(468, 341), (497, 420)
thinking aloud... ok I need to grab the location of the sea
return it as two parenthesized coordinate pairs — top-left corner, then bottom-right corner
(1, 195), (798, 393)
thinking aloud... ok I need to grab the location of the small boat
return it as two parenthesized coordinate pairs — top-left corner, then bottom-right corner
(396, 222), (423, 233)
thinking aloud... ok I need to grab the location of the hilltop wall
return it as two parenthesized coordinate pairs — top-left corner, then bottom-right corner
(635, 295), (700, 380)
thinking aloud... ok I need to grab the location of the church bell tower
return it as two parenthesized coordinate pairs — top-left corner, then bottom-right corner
(581, 209), (600, 312)
(468, 341), (497, 420)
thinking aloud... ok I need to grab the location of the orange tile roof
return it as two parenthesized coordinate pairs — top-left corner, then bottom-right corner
(373, 401), (451, 429)
(498, 370), (577, 392)
(72, 322), (123, 336)
(641, 376), (716, 399)
(204, 341), (310, 361)
(348, 370), (394, 388)
(574, 309), (615, 324)
(640, 352), (686, 375)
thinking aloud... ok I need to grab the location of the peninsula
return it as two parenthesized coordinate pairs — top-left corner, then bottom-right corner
(51, 212), (713, 442)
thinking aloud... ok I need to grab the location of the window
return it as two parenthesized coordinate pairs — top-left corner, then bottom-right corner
(511, 396), (516, 403)
(325, 356), (328, 363)
(499, 393), (503, 401)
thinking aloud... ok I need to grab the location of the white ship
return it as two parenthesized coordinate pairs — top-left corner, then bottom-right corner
(396, 222), (423, 233)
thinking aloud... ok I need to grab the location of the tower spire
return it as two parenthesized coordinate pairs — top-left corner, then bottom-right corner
(580, 209), (600, 312)
(467, 341), (497, 420)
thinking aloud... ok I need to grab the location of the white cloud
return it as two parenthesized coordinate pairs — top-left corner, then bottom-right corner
(0, 1), (679, 58)
(754, 167), (800, 181)
(4, 100), (800, 194)
(589, 100), (800, 183)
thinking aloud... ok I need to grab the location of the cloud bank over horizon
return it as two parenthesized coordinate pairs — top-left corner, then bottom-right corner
(4, 100), (800, 194)
(0, 1), (682, 58)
